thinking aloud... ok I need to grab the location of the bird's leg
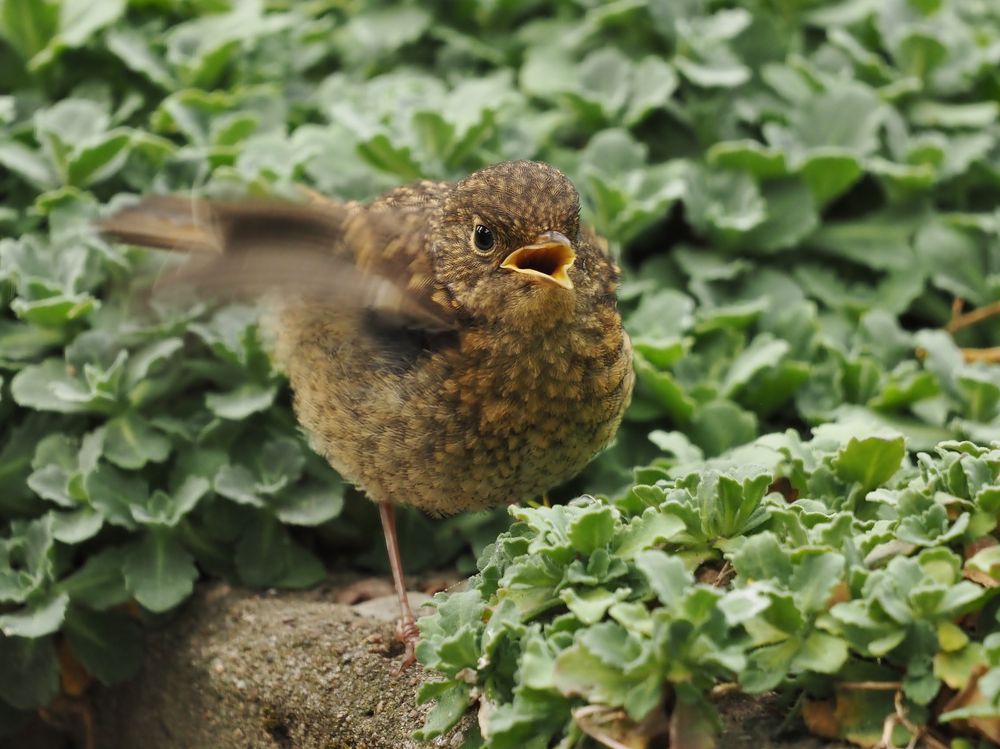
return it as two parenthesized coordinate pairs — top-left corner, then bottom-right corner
(378, 501), (419, 673)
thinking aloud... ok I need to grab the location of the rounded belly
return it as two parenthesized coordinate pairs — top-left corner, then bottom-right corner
(289, 323), (633, 517)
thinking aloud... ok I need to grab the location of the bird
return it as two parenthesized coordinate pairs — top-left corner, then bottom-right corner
(98, 160), (635, 671)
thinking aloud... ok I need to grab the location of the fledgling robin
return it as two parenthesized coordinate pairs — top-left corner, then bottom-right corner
(99, 161), (635, 670)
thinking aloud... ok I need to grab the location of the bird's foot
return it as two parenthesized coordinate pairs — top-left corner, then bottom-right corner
(393, 617), (421, 676)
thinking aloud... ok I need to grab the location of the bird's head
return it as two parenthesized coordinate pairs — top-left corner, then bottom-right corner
(430, 161), (597, 326)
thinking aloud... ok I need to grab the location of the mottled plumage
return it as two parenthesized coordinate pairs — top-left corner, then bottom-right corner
(99, 161), (634, 669)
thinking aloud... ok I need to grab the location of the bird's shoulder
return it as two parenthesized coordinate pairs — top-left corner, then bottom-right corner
(343, 179), (460, 326)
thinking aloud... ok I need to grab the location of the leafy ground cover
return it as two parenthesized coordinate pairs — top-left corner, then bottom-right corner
(418, 434), (1000, 747)
(0, 0), (999, 746)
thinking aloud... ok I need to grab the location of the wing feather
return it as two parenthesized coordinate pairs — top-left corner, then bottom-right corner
(98, 193), (457, 331)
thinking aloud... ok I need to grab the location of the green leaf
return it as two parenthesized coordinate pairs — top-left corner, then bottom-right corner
(967, 546), (1000, 581)
(685, 167), (766, 242)
(833, 433), (906, 491)
(0, 590), (68, 638)
(910, 101), (998, 129)
(615, 508), (687, 559)
(272, 481), (345, 526)
(566, 505), (616, 554)
(708, 140), (788, 180)
(915, 221), (989, 304)
(334, 5), (430, 63)
(560, 586), (622, 625)
(123, 532), (198, 613)
(0, 140), (58, 189)
(67, 129), (131, 187)
(552, 641), (635, 708)
(0, 635), (59, 710)
(627, 289), (694, 367)
(64, 607), (142, 685)
(633, 352), (696, 424)
(743, 178), (819, 253)
(731, 533), (793, 582)
(356, 133), (422, 180)
(625, 56), (678, 125)
(85, 462), (147, 530)
(785, 83), (884, 156)
(675, 57), (750, 88)
(10, 293), (97, 327)
(12, 359), (112, 413)
(28, 463), (75, 508)
(415, 589), (484, 676)
(0, 416), (55, 516)
(722, 335), (790, 397)
(131, 476), (210, 528)
(688, 400), (758, 457)
(575, 48), (631, 120)
(648, 431), (704, 464)
(204, 382), (277, 420)
(792, 631), (849, 674)
(189, 305), (267, 371)
(0, 516), (55, 603)
(125, 338), (184, 390)
(235, 515), (324, 589)
(718, 587), (771, 626)
(50, 507), (103, 544)
(0, 0), (57, 60)
(103, 411), (171, 469)
(702, 468), (772, 538)
(634, 550), (692, 609)
(413, 680), (471, 740)
(798, 151), (863, 206)
(105, 27), (175, 89)
(30, 0), (126, 69)
(34, 98), (108, 174)
(0, 319), (64, 361)
(213, 464), (265, 507)
(56, 546), (130, 610)
(580, 621), (644, 668)
(809, 216), (915, 272)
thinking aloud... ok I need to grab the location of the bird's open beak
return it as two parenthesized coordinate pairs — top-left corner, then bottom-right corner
(500, 230), (575, 290)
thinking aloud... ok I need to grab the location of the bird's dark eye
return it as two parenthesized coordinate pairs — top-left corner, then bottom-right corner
(473, 224), (495, 252)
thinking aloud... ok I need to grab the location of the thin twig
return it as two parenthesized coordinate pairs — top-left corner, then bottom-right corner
(960, 346), (1000, 363)
(838, 680), (903, 691)
(921, 732), (953, 749)
(709, 682), (741, 698)
(951, 297), (965, 321)
(946, 300), (1000, 333)
(712, 561), (735, 588)
(894, 689), (923, 749)
(875, 712), (898, 749)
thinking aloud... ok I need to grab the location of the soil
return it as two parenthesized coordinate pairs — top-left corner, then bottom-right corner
(92, 577), (458, 749)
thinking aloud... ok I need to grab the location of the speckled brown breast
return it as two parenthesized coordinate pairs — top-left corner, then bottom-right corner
(280, 300), (633, 516)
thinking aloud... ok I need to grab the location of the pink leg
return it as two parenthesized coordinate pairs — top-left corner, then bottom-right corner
(378, 502), (419, 673)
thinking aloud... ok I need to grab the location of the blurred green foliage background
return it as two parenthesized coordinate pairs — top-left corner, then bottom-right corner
(1, 0), (999, 740)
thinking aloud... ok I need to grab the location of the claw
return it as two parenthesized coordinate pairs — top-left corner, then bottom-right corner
(394, 617), (420, 675)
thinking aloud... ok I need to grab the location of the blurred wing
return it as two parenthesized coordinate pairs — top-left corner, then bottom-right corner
(97, 195), (457, 331)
